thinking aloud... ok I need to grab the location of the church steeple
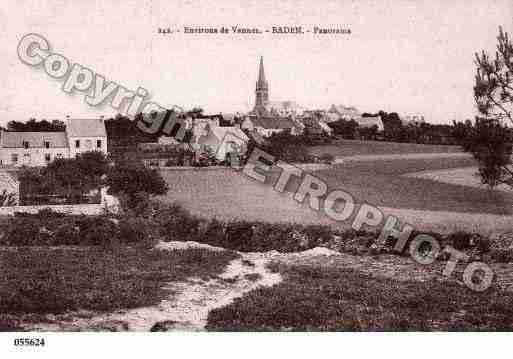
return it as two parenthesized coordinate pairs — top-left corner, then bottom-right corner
(257, 56), (266, 85)
(254, 56), (269, 110)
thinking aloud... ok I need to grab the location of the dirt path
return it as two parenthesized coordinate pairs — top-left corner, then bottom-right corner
(19, 240), (513, 331)
(24, 242), (282, 332)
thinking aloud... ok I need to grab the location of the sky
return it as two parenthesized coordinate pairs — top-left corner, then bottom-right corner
(1, 0), (512, 125)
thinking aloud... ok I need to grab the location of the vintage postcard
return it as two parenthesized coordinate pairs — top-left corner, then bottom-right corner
(1, 0), (513, 357)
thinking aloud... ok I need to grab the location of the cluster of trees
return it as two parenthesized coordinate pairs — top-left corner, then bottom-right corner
(327, 113), (457, 144)
(455, 118), (513, 188)
(105, 114), (160, 149)
(376, 112), (458, 145)
(254, 132), (332, 163)
(106, 159), (168, 208)
(19, 151), (168, 205)
(328, 119), (359, 139)
(19, 151), (109, 204)
(7, 119), (65, 132)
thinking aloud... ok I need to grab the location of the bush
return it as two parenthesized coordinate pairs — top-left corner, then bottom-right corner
(223, 221), (258, 251)
(302, 225), (334, 247)
(76, 216), (119, 246)
(4, 218), (41, 246)
(319, 153), (334, 164)
(119, 191), (152, 216)
(119, 216), (156, 247)
(106, 161), (168, 208)
(202, 219), (226, 246)
(154, 203), (203, 242)
(476, 237), (492, 253)
(53, 222), (81, 245)
(490, 249), (513, 263)
(447, 231), (475, 250)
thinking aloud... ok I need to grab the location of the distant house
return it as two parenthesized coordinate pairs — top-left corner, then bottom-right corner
(328, 105), (361, 121)
(0, 118), (108, 167)
(266, 101), (305, 117)
(318, 121), (333, 136)
(301, 117), (333, 136)
(241, 116), (301, 137)
(400, 115), (425, 126)
(354, 115), (384, 132)
(194, 125), (249, 162)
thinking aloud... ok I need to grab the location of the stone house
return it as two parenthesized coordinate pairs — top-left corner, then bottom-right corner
(0, 118), (108, 167)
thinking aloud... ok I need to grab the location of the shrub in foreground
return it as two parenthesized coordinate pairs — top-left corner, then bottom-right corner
(206, 263), (513, 331)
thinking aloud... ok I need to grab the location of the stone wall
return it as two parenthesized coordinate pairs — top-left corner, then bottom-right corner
(0, 203), (105, 216)
(0, 187), (119, 216)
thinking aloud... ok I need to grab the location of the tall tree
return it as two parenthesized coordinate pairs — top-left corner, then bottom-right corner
(474, 26), (513, 124)
(471, 26), (513, 189)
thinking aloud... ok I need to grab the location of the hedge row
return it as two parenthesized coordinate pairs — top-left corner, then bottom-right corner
(0, 203), (503, 262)
(0, 209), (154, 247)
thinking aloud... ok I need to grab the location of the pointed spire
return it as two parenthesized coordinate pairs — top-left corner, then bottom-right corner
(258, 56), (266, 85)
(254, 56), (269, 110)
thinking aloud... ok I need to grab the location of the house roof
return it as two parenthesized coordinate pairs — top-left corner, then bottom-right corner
(66, 119), (107, 137)
(302, 117), (332, 133)
(247, 130), (267, 145)
(355, 116), (384, 131)
(0, 131), (68, 148)
(329, 105), (361, 117)
(318, 122), (333, 133)
(252, 117), (296, 130)
(209, 126), (249, 142)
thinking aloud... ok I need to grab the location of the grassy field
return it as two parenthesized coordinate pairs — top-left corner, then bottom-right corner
(206, 262), (513, 331)
(407, 166), (513, 193)
(314, 158), (513, 215)
(158, 155), (513, 233)
(0, 246), (238, 317)
(309, 139), (463, 157)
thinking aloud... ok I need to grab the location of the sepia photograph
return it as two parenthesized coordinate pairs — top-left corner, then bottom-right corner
(1, 0), (513, 357)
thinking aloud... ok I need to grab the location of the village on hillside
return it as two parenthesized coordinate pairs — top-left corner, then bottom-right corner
(2, 1), (513, 340)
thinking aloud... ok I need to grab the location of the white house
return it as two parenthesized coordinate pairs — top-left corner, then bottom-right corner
(194, 124), (249, 162)
(400, 115), (425, 126)
(327, 105), (361, 121)
(0, 118), (108, 167)
(66, 118), (108, 158)
(266, 101), (305, 117)
(241, 116), (301, 137)
(354, 116), (384, 132)
(0, 131), (69, 166)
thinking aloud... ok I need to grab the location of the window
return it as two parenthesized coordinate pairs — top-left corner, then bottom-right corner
(56, 153), (63, 158)
(11, 154), (18, 163)
(75, 140), (80, 148)
(22, 141), (29, 149)
(97, 140), (102, 148)
(45, 153), (51, 162)
(44, 141), (50, 149)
